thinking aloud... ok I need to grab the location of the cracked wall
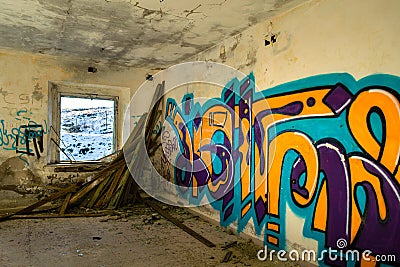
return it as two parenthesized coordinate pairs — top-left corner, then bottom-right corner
(0, 48), (149, 208)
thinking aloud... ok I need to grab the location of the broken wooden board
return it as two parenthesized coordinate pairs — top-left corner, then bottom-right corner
(59, 192), (72, 215)
(0, 183), (81, 222)
(8, 212), (112, 219)
(144, 199), (216, 248)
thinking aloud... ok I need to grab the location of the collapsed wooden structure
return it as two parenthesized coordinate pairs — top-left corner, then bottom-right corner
(0, 83), (218, 248)
(0, 82), (164, 219)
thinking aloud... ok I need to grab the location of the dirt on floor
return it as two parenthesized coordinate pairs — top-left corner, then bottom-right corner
(0, 201), (302, 267)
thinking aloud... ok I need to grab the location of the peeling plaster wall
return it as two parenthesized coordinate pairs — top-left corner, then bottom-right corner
(160, 0), (400, 265)
(0, 48), (148, 206)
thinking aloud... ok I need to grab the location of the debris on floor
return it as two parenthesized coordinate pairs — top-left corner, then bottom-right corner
(0, 84), (297, 266)
(0, 89), (162, 222)
(0, 200), (296, 267)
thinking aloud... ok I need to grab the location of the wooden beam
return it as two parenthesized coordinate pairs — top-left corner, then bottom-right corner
(0, 183), (81, 222)
(144, 199), (216, 248)
(8, 213), (111, 219)
(59, 192), (72, 215)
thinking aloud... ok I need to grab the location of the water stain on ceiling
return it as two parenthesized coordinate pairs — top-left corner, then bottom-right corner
(0, 0), (307, 68)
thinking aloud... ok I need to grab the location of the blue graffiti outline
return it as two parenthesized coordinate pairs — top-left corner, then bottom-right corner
(165, 72), (400, 267)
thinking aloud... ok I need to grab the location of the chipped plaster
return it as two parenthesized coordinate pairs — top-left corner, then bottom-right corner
(0, 0), (308, 68)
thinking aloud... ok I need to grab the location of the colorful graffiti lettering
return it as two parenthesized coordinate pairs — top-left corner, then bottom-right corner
(163, 73), (400, 266)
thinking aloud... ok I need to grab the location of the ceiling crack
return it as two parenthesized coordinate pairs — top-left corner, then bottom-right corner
(58, 0), (73, 42)
(103, 0), (198, 20)
(123, 1), (188, 20)
(132, 2), (163, 18)
(207, 0), (228, 6)
(183, 4), (202, 17)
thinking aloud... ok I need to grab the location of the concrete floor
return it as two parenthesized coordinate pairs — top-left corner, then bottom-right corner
(0, 203), (297, 267)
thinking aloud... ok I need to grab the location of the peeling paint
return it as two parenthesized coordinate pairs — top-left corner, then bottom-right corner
(183, 4), (202, 18)
(0, 157), (41, 187)
(0, 0), (308, 68)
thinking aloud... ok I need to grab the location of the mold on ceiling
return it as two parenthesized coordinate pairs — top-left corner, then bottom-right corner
(0, 0), (308, 68)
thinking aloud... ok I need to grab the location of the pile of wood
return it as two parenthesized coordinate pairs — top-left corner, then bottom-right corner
(67, 82), (164, 210)
(0, 83), (164, 221)
(0, 82), (219, 249)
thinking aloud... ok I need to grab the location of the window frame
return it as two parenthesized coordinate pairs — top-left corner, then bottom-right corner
(59, 93), (118, 162)
(48, 81), (129, 164)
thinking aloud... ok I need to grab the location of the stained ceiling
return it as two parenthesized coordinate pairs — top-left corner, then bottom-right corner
(0, 0), (307, 68)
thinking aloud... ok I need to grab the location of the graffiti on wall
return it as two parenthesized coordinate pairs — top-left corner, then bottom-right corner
(163, 73), (400, 266)
(15, 124), (45, 159)
(0, 79), (47, 165)
(1, 109), (48, 165)
(0, 80), (44, 115)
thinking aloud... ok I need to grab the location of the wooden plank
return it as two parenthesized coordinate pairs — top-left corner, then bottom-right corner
(54, 164), (106, 172)
(222, 241), (237, 250)
(69, 168), (117, 205)
(0, 183), (80, 222)
(122, 115), (147, 151)
(146, 110), (161, 145)
(59, 192), (72, 215)
(222, 251), (233, 263)
(144, 199), (216, 248)
(0, 204), (60, 216)
(97, 166), (125, 208)
(108, 170), (131, 209)
(9, 213), (111, 219)
(87, 171), (117, 208)
(121, 177), (133, 207)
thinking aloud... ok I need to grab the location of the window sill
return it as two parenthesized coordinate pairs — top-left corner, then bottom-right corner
(45, 162), (107, 172)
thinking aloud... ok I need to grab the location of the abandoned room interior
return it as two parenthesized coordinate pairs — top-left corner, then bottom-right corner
(0, 0), (399, 266)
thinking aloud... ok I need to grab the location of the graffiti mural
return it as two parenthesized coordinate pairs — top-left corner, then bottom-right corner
(163, 73), (400, 266)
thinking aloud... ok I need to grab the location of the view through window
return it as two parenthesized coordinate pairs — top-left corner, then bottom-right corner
(60, 96), (115, 161)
